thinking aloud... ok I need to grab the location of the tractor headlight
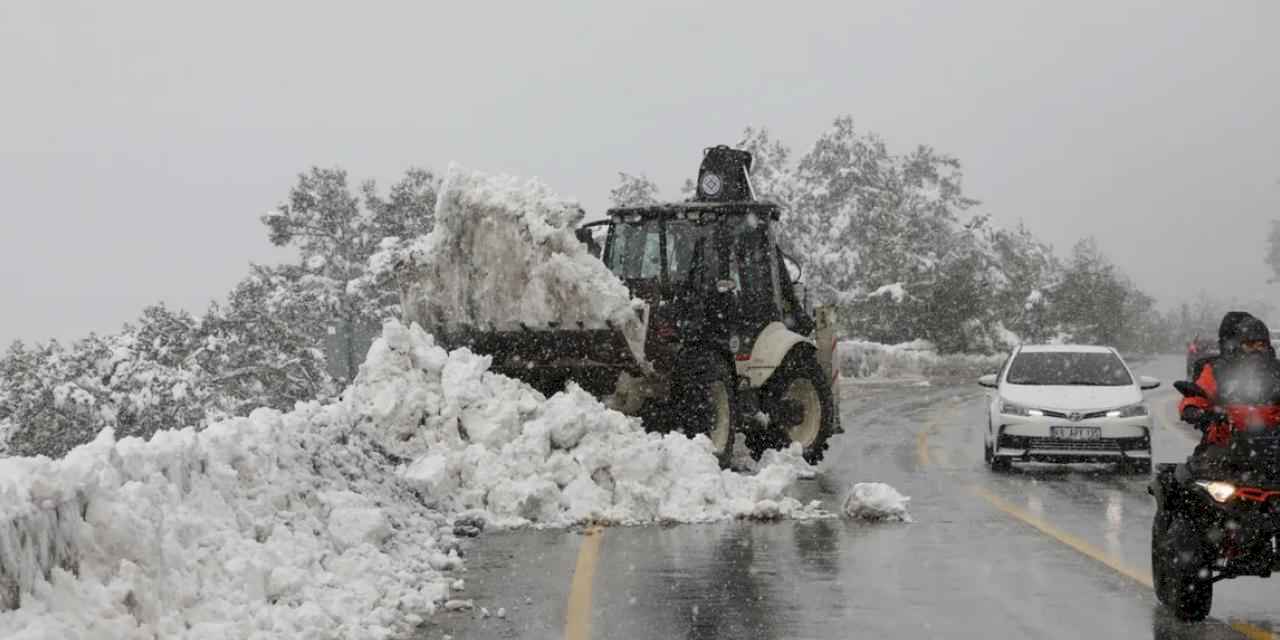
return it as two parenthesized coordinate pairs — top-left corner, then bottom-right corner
(1000, 400), (1044, 417)
(1195, 480), (1237, 503)
(1105, 403), (1148, 418)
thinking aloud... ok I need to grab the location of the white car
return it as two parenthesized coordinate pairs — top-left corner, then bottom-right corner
(979, 344), (1161, 473)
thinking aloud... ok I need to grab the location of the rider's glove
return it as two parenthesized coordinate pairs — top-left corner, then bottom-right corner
(1180, 406), (1205, 425)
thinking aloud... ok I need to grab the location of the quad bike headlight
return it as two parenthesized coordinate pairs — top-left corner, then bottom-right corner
(1105, 403), (1148, 418)
(1195, 480), (1237, 503)
(1000, 400), (1044, 417)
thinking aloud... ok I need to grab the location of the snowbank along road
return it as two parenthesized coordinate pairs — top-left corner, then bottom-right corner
(432, 355), (1280, 640)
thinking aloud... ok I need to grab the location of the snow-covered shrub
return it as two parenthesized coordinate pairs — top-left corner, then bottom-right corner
(1, 288), (336, 459)
(836, 339), (1005, 380)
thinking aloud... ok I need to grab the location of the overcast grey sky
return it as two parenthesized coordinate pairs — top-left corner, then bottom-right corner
(1, 1), (1276, 346)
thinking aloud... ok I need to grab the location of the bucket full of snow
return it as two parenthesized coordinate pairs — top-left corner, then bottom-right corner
(387, 164), (650, 397)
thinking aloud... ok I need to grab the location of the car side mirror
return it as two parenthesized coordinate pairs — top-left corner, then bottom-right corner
(1138, 376), (1161, 391)
(978, 374), (998, 388)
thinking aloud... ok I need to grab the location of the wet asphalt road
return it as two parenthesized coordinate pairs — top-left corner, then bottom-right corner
(424, 356), (1280, 640)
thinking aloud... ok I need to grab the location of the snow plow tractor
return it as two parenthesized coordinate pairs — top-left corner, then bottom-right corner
(406, 146), (840, 467)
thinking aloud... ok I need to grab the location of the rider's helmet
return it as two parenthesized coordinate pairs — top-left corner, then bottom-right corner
(1219, 311), (1275, 358)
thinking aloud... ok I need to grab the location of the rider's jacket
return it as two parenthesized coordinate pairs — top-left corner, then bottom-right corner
(1180, 354), (1280, 446)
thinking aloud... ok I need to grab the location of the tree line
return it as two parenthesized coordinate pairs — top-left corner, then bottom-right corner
(0, 169), (436, 457)
(1, 117), (1264, 456)
(613, 118), (1244, 356)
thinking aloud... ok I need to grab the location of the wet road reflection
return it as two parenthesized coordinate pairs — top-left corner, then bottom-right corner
(428, 357), (1279, 639)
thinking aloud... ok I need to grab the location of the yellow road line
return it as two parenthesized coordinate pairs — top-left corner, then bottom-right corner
(564, 525), (605, 640)
(912, 402), (1274, 637)
(1234, 623), (1279, 640)
(916, 431), (931, 468)
(972, 487), (1275, 638)
(971, 486), (1153, 586)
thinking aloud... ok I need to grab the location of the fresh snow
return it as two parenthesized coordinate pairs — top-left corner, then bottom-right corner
(868, 282), (908, 303)
(358, 321), (829, 527)
(0, 405), (452, 639)
(843, 482), (912, 522)
(836, 339), (1005, 380)
(0, 320), (832, 637)
(0, 165), (911, 637)
(386, 164), (647, 364)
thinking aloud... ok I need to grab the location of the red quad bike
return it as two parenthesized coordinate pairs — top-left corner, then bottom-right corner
(1149, 378), (1280, 621)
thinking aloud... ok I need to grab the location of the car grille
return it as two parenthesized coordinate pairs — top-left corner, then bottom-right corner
(1025, 438), (1120, 451)
(1001, 435), (1148, 452)
(1037, 409), (1113, 420)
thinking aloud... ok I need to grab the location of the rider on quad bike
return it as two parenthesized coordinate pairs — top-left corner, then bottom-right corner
(1178, 311), (1280, 454)
(1150, 311), (1280, 621)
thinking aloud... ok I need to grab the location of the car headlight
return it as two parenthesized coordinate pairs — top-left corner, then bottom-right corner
(1195, 480), (1236, 503)
(1001, 400), (1044, 417)
(1105, 403), (1148, 418)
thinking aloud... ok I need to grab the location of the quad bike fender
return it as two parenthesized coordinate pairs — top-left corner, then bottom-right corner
(739, 321), (815, 388)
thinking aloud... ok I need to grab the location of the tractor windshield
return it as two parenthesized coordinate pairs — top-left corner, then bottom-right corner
(606, 219), (662, 279)
(665, 220), (714, 283)
(605, 217), (717, 285)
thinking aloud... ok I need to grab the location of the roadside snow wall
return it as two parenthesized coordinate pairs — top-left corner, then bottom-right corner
(390, 165), (646, 361)
(0, 401), (453, 640)
(0, 321), (826, 638)
(836, 339), (1005, 380)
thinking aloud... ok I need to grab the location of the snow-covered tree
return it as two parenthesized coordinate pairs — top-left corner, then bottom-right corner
(1046, 238), (1133, 345)
(739, 117), (995, 348)
(197, 267), (335, 417)
(0, 287), (338, 458)
(262, 167), (438, 380)
(0, 307), (208, 457)
(609, 172), (660, 207)
(984, 223), (1060, 343)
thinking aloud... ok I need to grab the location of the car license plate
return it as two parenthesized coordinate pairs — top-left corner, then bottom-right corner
(1052, 426), (1100, 441)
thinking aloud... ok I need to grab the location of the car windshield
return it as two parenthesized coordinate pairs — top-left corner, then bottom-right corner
(1005, 352), (1132, 386)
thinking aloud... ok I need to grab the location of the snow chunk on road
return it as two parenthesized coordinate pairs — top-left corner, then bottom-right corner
(869, 282), (908, 303)
(843, 482), (912, 522)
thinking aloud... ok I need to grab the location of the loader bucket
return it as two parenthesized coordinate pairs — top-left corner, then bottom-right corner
(435, 322), (648, 398)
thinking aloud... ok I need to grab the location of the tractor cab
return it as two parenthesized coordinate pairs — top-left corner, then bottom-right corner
(594, 146), (814, 373)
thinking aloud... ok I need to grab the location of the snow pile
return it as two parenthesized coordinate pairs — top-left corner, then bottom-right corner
(842, 482), (912, 522)
(836, 339), (1005, 380)
(388, 164), (646, 362)
(0, 403), (455, 638)
(0, 322), (829, 637)
(868, 282), (908, 304)
(351, 320), (827, 527)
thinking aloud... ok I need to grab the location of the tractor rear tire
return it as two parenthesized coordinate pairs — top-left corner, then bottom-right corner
(674, 352), (739, 469)
(757, 346), (836, 465)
